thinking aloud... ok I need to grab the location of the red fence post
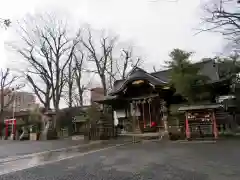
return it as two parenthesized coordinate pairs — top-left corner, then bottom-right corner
(13, 119), (16, 138)
(212, 111), (218, 139)
(185, 112), (191, 139)
(5, 120), (8, 139)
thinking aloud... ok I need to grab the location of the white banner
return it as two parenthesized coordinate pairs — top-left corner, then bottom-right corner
(130, 103), (140, 116)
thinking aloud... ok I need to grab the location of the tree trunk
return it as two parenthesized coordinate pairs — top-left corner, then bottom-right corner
(101, 74), (107, 96)
(79, 93), (83, 106)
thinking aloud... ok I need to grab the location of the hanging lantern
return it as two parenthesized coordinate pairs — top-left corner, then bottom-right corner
(132, 80), (144, 85)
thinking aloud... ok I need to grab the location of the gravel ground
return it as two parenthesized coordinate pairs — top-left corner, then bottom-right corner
(0, 140), (240, 180)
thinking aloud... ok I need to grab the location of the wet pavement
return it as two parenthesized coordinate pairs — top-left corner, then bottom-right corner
(0, 140), (240, 180)
(0, 139), (89, 158)
(7, 139), (96, 157)
(0, 137), (133, 159)
(0, 137), (133, 175)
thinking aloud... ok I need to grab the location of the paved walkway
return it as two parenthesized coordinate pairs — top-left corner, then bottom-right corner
(0, 136), (134, 159)
(1, 140), (240, 179)
(0, 139), (87, 158)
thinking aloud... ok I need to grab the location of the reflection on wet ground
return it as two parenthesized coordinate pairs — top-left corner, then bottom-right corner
(0, 142), (104, 174)
(0, 139), (87, 159)
(0, 151), (80, 175)
(0, 138), (133, 175)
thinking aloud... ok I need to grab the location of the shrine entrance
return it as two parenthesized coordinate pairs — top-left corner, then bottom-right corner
(97, 67), (173, 136)
(179, 104), (220, 140)
(130, 95), (163, 133)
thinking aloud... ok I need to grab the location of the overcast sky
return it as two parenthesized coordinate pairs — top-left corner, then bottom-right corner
(0, 0), (224, 107)
(0, 0), (223, 68)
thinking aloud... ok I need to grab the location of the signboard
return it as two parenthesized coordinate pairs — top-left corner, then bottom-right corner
(132, 80), (144, 85)
(72, 115), (88, 123)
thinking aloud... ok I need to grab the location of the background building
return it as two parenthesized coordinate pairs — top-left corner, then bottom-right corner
(90, 87), (104, 105)
(1, 90), (36, 112)
(90, 87), (105, 110)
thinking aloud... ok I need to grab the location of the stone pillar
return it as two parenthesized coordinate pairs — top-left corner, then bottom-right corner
(131, 101), (140, 133)
(161, 100), (169, 139)
(39, 121), (49, 140)
(132, 101), (139, 143)
(212, 111), (218, 139)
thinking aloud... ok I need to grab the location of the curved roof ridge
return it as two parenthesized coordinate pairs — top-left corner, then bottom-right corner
(109, 68), (167, 95)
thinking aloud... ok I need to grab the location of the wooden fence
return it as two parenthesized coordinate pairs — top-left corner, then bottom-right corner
(84, 127), (117, 140)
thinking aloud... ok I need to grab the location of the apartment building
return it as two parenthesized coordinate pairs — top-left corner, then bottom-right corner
(0, 90), (36, 112)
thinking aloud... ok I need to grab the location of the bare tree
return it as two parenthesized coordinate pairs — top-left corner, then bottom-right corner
(81, 28), (142, 93)
(152, 66), (158, 72)
(81, 29), (116, 95)
(73, 50), (88, 107)
(201, 0), (240, 34)
(0, 68), (20, 120)
(116, 48), (141, 79)
(63, 47), (92, 107)
(0, 18), (11, 28)
(11, 14), (81, 112)
(200, 0), (240, 52)
(25, 71), (52, 110)
(107, 48), (142, 89)
(63, 54), (75, 108)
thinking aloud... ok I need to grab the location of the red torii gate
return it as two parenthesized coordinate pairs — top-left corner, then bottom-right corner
(178, 104), (220, 140)
(4, 119), (16, 138)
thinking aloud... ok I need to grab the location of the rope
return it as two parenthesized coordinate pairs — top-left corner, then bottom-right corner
(148, 99), (152, 126)
(136, 101), (140, 131)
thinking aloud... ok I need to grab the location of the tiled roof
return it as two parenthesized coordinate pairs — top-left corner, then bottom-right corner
(151, 59), (220, 83)
(110, 59), (221, 95)
(109, 68), (167, 95)
(178, 104), (223, 111)
(151, 69), (170, 82)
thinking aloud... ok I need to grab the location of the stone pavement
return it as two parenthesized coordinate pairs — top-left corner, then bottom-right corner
(1, 139), (240, 179)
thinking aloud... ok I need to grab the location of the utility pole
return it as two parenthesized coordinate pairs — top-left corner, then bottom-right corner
(10, 87), (16, 140)
(10, 84), (24, 140)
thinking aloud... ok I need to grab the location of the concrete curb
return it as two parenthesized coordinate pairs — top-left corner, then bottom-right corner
(139, 138), (217, 144)
(170, 140), (217, 144)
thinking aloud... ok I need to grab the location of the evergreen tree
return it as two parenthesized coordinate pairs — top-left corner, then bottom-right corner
(166, 49), (209, 103)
